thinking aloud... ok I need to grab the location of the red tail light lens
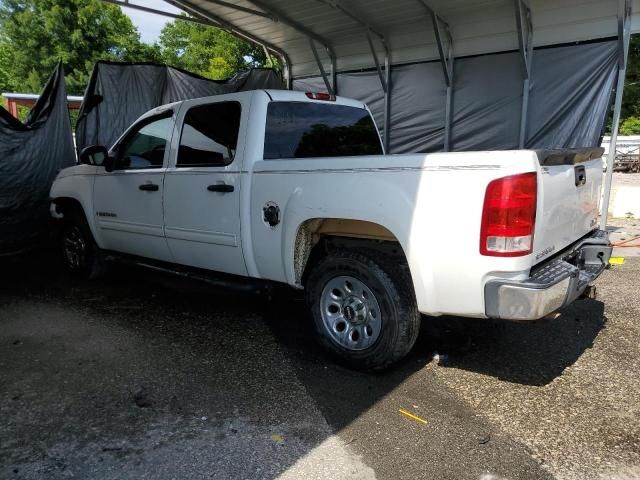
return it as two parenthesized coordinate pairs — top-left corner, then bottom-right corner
(480, 172), (537, 257)
(305, 91), (336, 101)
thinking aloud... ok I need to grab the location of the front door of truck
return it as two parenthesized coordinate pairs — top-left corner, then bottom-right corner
(162, 100), (247, 276)
(93, 112), (173, 261)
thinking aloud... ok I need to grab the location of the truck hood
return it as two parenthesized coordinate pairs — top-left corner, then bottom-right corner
(55, 164), (99, 179)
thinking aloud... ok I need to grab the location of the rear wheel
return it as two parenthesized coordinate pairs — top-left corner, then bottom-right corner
(60, 211), (104, 279)
(305, 250), (420, 371)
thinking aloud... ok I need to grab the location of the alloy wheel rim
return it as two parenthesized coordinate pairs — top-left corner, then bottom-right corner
(320, 275), (382, 351)
(63, 226), (87, 269)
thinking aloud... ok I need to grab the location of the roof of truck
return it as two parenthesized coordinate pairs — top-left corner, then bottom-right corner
(134, 89), (369, 127)
(150, 89), (367, 113)
(262, 89), (367, 109)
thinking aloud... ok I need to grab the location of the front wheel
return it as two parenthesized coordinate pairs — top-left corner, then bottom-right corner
(305, 250), (420, 371)
(60, 212), (104, 279)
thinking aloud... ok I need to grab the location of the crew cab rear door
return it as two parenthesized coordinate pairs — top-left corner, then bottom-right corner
(532, 148), (604, 264)
(162, 99), (248, 276)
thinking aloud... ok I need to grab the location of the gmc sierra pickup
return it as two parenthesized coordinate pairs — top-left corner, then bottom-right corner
(50, 89), (612, 370)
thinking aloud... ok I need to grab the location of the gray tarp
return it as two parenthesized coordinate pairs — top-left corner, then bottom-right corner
(76, 62), (284, 151)
(294, 40), (618, 153)
(0, 63), (75, 253)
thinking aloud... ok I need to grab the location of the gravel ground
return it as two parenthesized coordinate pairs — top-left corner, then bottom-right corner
(610, 173), (640, 187)
(0, 248), (638, 479)
(425, 258), (640, 480)
(0, 259), (376, 480)
(607, 217), (640, 257)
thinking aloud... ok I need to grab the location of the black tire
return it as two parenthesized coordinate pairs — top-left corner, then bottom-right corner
(305, 250), (420, 371)
(59, 210), (104, 279)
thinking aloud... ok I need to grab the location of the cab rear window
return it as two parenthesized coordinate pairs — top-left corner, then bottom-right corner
(263, 101), (383, 159)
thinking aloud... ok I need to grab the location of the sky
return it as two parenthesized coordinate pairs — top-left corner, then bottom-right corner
(120, 0), (183, 44)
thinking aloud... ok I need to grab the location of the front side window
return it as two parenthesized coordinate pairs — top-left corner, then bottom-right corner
(116, 115), (172, 170)
(177, 102), (242, 168)
(263, 102), (383, 160)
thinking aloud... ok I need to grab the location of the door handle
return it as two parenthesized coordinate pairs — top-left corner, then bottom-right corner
(139, 183), (159, 191)
(207, 184), (234, 193)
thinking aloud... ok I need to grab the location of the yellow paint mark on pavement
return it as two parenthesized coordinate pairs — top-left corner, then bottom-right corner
(399, 409), (427, 424)
(271, 434), (284, 443)
(609, 257), (626, 265)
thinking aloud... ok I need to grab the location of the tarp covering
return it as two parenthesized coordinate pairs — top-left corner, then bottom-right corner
(0, 63), (75, 253)
(294, 40), (618, 153)
(76, 62), (284, 151)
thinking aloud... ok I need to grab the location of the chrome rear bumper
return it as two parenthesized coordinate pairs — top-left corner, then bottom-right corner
(485, 230), (612, 320)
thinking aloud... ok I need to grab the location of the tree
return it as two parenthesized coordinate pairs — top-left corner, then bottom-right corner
(599, 35), (640, 134)
(158, 18), (274, 80)
(618, 115), (640, 135)
(0, 0), (160, 95)
(0, 40), (13, 92)
(622, 35), (640, 121)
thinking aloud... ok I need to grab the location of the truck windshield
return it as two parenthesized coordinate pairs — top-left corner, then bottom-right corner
(264, 101), (383, 159)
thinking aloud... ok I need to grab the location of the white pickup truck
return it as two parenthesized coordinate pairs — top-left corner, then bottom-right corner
(50, 89), (612, 370)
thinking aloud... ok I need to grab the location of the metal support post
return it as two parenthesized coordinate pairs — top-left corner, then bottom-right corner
(188, 0), (275, 20)
(165, 0), (291, 82)
(514, 0), (533, 148)
(241, 0), (336, 90)
(309, 39), (334, 94)
(330, 50), (338, 95)
(444, 82), (453, 151)
(383, 52), (392, 153)
(601, 0), (632, 229)
(313, 0), (391, 150)
(168, 0), (337, 91)
(417, 1), (454, 150)
(105, 0), (216, 26)
(367, 31), (388, 92)
(371, 40), (391, 152)
(262, 45), (273, 67)
(430, 10), (454, 151)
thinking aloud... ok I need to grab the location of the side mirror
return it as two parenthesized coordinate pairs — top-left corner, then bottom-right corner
(79, 145), (109, 167)
(103, 155), (115, 173)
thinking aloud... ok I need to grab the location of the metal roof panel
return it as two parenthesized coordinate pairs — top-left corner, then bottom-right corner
(173, 0), (630, 77)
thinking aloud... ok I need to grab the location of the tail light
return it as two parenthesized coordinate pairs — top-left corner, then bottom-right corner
(305, 91), (336, 101)
(480, 172), (537, 257)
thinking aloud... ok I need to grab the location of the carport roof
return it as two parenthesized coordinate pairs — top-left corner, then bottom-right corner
(166, 0), (640, 78)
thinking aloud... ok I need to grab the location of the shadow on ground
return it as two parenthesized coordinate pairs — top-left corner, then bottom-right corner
(416, 301), (606, 386)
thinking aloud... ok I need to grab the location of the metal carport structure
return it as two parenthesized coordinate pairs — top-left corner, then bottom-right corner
(111, 0), (637, 228)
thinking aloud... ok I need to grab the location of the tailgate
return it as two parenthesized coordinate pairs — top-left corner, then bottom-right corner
(533, 148), (604, 265)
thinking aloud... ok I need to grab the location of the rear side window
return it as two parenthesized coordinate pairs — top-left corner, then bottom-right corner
(177, 102), (241, 168)
(264, 102), (383, 159)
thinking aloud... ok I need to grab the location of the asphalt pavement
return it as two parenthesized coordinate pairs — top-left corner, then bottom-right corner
(0, 247), (638, 480)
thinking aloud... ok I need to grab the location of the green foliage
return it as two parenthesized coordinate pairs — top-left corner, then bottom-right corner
(618, 116), (640, 135)
(0, 0), (158, 95)
(0, 0), (278, 131)
(622, 35), (640, 121)
(0, 41), (13, 92)
(16, 104), (30, 123)
(0, 1), (277, 99)
(158, 18), (275, 80)
(603, 34), (640, 134)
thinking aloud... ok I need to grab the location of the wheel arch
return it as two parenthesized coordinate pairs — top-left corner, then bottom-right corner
(52, 196), (84, 217)
(290, 218), (411, 287)
(51, 195), (101, 247)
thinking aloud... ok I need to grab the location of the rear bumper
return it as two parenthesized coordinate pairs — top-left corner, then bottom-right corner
(485, 230), (612, 320)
